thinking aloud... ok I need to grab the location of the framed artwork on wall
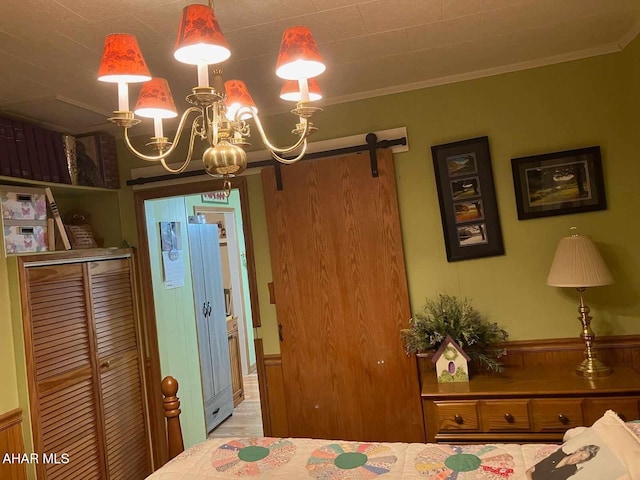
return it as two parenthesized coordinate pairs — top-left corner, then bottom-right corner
(511, 146), (606, 220)
(431, 136), (504, 262)
(74, 134), (106, 187)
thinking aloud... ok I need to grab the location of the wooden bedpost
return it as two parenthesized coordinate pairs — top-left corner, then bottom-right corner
(161, 376), (185, 460)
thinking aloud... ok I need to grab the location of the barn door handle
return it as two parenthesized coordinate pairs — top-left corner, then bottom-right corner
(278, 324), (284, 342)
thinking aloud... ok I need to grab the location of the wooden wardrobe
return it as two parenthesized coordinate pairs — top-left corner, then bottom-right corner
(12, 249), (150, 479)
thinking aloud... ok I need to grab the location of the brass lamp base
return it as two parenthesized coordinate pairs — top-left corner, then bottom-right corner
(576, 357), (611, 377)
(574, 287), (612, 378)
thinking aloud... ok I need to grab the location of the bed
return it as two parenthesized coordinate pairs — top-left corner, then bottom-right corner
(147, 377), (640, 479)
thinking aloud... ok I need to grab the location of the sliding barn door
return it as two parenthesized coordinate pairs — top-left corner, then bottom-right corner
(262, 149), (424, 442)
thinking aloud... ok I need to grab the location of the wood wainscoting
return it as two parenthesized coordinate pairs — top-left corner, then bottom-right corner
(257, 335), (640, 441)
(0, 408), (27, 480)
(255, 339), (289, 438)
(417, 335), (640, 386)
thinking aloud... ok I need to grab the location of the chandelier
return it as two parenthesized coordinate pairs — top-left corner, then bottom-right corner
(97, 1), (325, 193)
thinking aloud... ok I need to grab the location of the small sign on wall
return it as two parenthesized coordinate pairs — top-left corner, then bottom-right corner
(202, 191), (228, 204)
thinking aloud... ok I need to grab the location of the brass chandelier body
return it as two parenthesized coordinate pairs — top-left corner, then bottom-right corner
(98, 2), (325, 193)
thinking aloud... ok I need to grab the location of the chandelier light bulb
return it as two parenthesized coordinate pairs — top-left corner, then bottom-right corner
(275, 26), (326, 80)
(224, 80), (257, 121)
(134, 78), (178, 119)
(280, 78), (322, 102)
(174, 4), (231, 66)
(98, 33), (152, 84)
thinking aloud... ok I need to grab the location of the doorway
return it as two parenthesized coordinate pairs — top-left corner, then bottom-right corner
(134, 177), (264, 463)
(193, 204), (256, 377)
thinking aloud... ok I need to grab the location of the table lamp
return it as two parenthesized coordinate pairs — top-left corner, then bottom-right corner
(547, 228), (614, 377)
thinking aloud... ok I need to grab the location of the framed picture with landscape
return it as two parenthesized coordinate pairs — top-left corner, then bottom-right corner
(431, 136), (504, 262)
(511, 146), (606, 220)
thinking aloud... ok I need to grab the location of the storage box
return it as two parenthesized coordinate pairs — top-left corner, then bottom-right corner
(1, 186), (47, 220)
(1, 186), (49, 254)
(3, 220), (48, 254)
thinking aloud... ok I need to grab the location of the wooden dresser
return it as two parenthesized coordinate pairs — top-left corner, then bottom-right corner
(421, 365), (640, 443)
(227, 315), (244, 406)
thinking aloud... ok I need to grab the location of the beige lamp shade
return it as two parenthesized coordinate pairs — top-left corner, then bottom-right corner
(547, 233), (613, 288)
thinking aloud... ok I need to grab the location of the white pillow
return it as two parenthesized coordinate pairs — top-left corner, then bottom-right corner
(528, 410), (640, 480)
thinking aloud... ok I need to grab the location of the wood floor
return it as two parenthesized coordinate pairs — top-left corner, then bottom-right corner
(209, 374), (264, 438)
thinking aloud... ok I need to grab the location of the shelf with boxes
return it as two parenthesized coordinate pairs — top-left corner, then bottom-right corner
(0, 116), (124, 253)
(0, 182), (122, 255)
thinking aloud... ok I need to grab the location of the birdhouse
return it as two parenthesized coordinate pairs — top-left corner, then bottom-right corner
(431, 335), (471, 383)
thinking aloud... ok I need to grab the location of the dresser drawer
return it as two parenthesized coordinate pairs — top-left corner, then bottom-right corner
(531, 399), (583, 431)
(583, 397), (640, 424)
(433, 401), (479, 431)
(481, 400), (530, 431)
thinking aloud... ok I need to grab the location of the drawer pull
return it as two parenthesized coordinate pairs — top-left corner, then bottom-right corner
(558, 413), (569, 425)
(212, 408), (220, 416)
(454, 414), (464, 425)
(504, 413), (514, 423)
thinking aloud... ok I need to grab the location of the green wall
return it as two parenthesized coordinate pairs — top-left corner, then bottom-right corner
(143, 197), (206, 448)
(245, 39), (640, 353)
(119, 36), (640, 358)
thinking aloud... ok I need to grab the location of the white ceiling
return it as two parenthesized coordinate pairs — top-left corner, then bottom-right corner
(1, 0), (639, 136)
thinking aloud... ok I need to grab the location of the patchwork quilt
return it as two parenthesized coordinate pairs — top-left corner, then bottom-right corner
(146, 414), (640, 479)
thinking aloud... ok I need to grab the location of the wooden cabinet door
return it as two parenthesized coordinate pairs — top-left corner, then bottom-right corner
(227, 318), (244, 406)
(24, 263), (106, 480)
(262, 149), (425, 442)
(188, 224), (233, 433)
(89, 259), (150, 479)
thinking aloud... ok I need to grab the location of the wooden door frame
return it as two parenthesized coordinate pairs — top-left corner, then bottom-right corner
(133, 176), (262, 468)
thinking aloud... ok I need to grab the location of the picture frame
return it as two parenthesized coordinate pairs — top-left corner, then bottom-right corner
(432, 136), (504, 262)
(74, 133), (106, 187)
(511, 146), (606, 220)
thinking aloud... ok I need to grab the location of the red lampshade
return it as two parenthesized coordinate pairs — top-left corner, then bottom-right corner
(98, 33), (151, 83)
(174, 4), (230, 65)
(134, 78), (178, 119)
(280, 78), (322, 102)
(224, 80), (257, 121)
(275, 26), (325, 80)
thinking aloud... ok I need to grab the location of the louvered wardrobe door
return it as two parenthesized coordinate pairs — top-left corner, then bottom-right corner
(26, 264), (106, 480)
(90, 259), (150, 480)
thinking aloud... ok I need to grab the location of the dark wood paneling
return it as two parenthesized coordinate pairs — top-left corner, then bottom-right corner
(0, 409), (27, 480)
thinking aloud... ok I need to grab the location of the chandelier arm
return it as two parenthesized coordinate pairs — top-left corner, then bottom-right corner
(122, 107), (203, 162)
(159, 121), (200, 174)
(270, 139), (308, 164)
(236, 106), (310, 154)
